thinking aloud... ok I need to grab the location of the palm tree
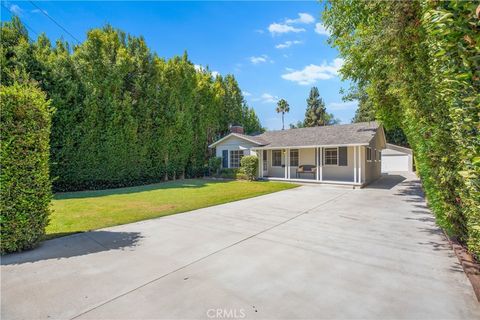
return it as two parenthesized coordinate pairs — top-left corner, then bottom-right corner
(276, 99), (290, 130)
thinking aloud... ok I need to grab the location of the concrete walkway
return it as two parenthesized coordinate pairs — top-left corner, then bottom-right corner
(2, 174), (479, 319)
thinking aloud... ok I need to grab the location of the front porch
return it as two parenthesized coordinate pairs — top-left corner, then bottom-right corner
(255, 146), (364, 187)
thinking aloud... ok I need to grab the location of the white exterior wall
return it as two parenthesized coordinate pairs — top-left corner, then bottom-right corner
(323, 146), (355, 182)
(214, 136), (258, 168)
(363, 129), (385, 184)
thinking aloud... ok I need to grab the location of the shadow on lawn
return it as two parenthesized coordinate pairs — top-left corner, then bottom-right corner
(55, 178), (217, 200)
(1, 231), (143, 265)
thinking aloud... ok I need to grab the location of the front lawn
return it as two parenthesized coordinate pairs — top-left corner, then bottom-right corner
(48, 179), (297, 238)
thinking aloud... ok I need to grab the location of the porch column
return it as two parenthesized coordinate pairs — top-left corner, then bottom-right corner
(354, 146), (357, 183)
(358, 146), (362, 184)
(316, 147), (319, 180)
(284, 148), (289, 179)
(259, 150), (263, 178)
(319, 147), (323, 181)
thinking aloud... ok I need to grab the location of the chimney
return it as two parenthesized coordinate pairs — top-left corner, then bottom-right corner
(230, 125), (244, 134)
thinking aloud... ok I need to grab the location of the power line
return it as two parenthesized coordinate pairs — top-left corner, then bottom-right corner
(1, 2), (38, 40)
(28, 0), (80, 44)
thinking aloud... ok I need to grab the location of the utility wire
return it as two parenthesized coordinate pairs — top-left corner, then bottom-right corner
(28, 0), (80, 44)
(1, 2), (38, 40)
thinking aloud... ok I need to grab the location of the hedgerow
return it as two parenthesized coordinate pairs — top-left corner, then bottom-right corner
(1, 18), (264, 192)
(0, 84), (52, 253)
(323, 0), (479, 256)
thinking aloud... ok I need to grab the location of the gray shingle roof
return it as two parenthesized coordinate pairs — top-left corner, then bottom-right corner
(250, 122), (380, 148)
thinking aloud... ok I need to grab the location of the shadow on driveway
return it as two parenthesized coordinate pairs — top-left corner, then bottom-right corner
(366, 174), (407, 190)
(1, 231), (142, 266)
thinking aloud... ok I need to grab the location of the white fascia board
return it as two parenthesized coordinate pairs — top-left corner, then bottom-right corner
(251, 143), (368, 150)
(208, 133), (263, 148)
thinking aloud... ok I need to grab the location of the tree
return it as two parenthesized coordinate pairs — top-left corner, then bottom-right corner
(0, 17), (264, 191)
(289, 120), (305, 129)
(323, 0), (479, 256)
(304, 87), (328, 126)
(276, 99), (290, 130)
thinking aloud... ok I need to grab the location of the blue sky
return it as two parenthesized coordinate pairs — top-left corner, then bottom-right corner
(1, 1), (358, 129)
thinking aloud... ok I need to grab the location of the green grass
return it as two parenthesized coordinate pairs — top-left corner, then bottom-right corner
(48, 179), (297, 238)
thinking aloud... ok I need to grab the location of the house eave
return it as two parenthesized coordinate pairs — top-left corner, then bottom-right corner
(251, 143), (369, 150)
(208, 133), (264, 148)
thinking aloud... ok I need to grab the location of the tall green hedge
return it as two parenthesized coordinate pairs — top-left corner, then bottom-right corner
(0, 84), (52, 254)
(323, 0), (479, 256)
(1, 18), (264, 191)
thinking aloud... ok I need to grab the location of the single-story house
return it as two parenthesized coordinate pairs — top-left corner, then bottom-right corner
(381, 143), (414, 173)
(209, 122), (386, 187)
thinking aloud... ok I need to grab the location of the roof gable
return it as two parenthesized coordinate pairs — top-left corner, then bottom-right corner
(208, 133), (266, 148)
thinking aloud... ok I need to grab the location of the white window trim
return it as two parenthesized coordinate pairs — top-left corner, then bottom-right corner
(290, 149), (299, 167)
(271, 149), (283, 167)
(229, 150), (244, 168)
(323, 147), (339, 166)
(367, 147), (372, 162)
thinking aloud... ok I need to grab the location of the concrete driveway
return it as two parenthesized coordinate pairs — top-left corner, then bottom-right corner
(2, 173), (479, 319)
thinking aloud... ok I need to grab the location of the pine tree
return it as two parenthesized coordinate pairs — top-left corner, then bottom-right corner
(304, 87), (328, 127)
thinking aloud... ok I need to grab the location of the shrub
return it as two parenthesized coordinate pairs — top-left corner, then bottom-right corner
(0, 84), (52, 254)
(218, 168), (238, 179)
(235, 168), (248, 180)
(208, 157), (222, 176)
(240, 155), (258, 181)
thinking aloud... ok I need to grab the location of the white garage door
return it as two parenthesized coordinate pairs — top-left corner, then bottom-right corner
(382, 154), (409, 172)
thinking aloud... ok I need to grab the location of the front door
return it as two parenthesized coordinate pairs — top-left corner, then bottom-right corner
(263, 150), (268, 176)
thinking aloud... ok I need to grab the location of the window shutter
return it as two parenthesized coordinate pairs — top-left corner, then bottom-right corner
(339, 147), (348, 166)
(222, 150), (228, 168)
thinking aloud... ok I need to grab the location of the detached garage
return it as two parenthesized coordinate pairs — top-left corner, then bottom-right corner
(381, 143), (414, 173)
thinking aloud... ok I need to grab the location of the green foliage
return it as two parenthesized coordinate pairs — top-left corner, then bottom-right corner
(289, 120), (305, 129)
(208, 157), (222, 175)
(304, 87), (328, 126)
(276, 99), (290, 130)
(323, 0), (480, 256)
(218, 168), (239, 179)
(240, 155), (259, 181)
(0, 84), (53, 253)
(1, 19), (263, 192)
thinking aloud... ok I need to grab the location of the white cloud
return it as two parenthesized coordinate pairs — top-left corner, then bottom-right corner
(268, 23), (305, 35)
(275, 40), (302, 49)
(249, 54), (272, 64)
(253, 93), (279, 104)
(194, 64), (220, 77)
(315, 23), (330, 36)
(281, 58), (344, 85)
(9, 4), (23, 15)
(286, 13), (315, 25)
(242, 91), (252, 97)
(327, 101), (358, 111)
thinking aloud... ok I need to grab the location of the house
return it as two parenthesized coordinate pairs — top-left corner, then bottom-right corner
(209, 122), (386, 187)
(381, 143), (414, 173)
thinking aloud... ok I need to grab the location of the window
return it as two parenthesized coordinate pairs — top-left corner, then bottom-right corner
(272, 150), (282, 167)
(324, 148), (338, 165)
(290, 149), (299, 166)
(373, 148), (376, 161)
(378, 151), (382, 161)
(367, 147), (372, 161)
(229, 150), (244, 168)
